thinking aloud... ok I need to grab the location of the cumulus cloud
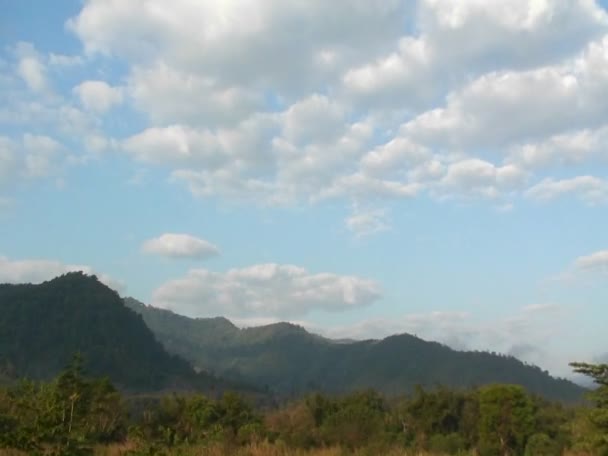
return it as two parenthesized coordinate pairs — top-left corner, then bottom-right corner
(152, 263), (382, 318)
(73, 80), (123, 113)
(0, 256), (124, 293)
(3, 1), (608, 213)
(128, 64), (262, 127)
(436, 159), (528, 200)
(68, 0), (411, 95)
(56, 0), (608, 210)
(142, 233), (220, 259)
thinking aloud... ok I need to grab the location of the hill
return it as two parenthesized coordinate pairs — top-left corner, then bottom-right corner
(0, 273), (231, 392)
(125, 298), (585, 402)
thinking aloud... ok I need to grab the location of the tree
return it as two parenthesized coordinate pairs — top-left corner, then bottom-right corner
(478, 384), (535, 456)
(570, 362), (608, 454)
(0, 355), (125, 455)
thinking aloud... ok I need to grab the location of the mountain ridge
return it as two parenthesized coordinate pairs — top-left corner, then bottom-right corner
(125, 297), (585, 402)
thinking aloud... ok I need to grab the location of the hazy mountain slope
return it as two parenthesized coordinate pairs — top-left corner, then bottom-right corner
(126, 298), (585, 401)
(0, 273), (229, 392)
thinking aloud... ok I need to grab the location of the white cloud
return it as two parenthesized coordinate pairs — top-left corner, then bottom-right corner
(345, 204), (391, 238)
(507, 127), (608, 169)
(13, 41), (48, 92)
(2, 0), (602, 215)
(142, 233), (220, 259)
(360, 137), (432, 178)
(68, 0), (411, 95)
(122, 124), (231, 167)
(319, 173), (421, 201)
(0, 256), (124, 293)
(436, 159), (528, 200)
(344, 0), (608, 111)
(123, 112), (279, 171)
(18, 57), (47, 92)
(282, 94), (346, 145)
(0, 134), (66, 185)
(128, 63), (262, 126)
(152, 263), (382, 318)
(525, 176), (608, 204)
(73, 80), (123, 113)
(574, 249), (608, 271)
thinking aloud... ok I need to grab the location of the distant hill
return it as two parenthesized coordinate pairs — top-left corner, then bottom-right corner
(126, 298), (586, 402)
(0, 273), (234, 392)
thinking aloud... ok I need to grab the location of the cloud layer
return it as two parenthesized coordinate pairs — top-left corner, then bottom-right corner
(314, 302), (574, 375)
(152, 263), (382, 318)
(2, 0), (601, 215)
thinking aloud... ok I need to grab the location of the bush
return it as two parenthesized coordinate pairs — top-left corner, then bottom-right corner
(524, 433), (562, 456)
(428, 432), (466, 454)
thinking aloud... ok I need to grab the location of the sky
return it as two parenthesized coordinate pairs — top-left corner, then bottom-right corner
(1, 0), (608, 378)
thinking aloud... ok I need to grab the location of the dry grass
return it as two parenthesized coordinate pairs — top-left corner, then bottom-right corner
(0, 443), (594, 456)
(98, 442), (467, 456)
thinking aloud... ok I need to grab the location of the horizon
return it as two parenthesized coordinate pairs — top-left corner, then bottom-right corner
(2, 0), (608, 380)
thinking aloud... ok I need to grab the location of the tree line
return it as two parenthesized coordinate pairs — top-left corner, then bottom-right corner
(0, 356), (606, 456)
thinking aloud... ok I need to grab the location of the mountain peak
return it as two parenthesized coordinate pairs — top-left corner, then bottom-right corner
(0, 274), (224, 392)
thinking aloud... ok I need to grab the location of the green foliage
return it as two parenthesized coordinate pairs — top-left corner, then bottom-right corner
(428, 432), (466, 454)
(0, 370), (591, 456)
(478, 384), (535, 456)
(129, 391), (261, 449)
(524, 433), (561, 456)
(0, 355), (126, 455)
(397, 386), (479, 450)
(571, 362), (608, 454)
(317, 390), (387, 449)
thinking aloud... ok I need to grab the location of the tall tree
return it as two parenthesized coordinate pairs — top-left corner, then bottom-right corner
(478, 384), (535, 456)
(570, 362), (608, 454)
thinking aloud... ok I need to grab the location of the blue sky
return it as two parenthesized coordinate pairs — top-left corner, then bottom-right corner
(1, 0), (608, 378)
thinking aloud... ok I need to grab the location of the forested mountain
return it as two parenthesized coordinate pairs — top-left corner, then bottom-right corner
(126, 298), (585, 402)
(0, 273), (230, 392)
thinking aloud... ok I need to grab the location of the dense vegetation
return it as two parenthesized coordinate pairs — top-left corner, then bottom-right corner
(0, 274), (234, 392)
(0, 358), (606, 455)
(126, 298), (584, 402)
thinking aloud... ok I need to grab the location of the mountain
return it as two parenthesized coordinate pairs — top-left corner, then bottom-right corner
(0, 273), (231, 392)
(125, 298), (586, 402)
